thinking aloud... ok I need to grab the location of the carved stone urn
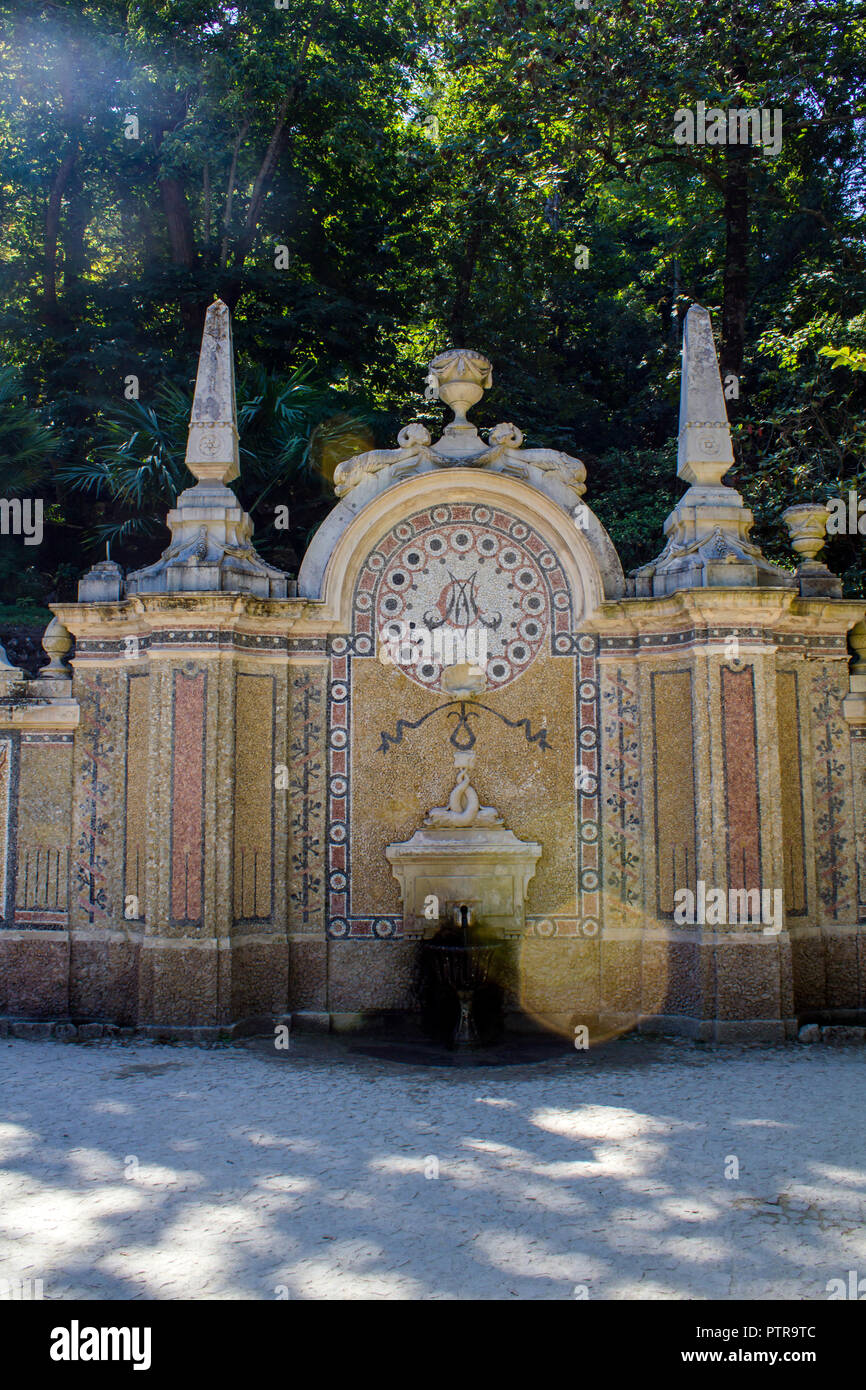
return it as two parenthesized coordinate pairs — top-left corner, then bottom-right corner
(782, 502), (843, 596)
(782, 503), (830, 563)
(41, 617), (73, 675)
(425, 348), (492, 427)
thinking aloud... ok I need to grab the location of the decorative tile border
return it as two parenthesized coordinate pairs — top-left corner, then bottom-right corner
(575, 634), (601, 934)
(287, 638), (327, 654)
(600, 628), (849, 654)
(76, 631), (294, 658)
(526, 916), (595, 939)
(327, 916), (401, 939)
(326, 504), (591, 940)
(0, 738), (11, 922)
(74, 674), (114, 927)
(76, 625), (852, 659)
(812, 666), (853, 921)
(326, 639), (352, 937)
(289, 667), (326, 931)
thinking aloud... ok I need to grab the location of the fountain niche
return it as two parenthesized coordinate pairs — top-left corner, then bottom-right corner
(419, 905), (507, 1048)
(386, 749), (542, 1048)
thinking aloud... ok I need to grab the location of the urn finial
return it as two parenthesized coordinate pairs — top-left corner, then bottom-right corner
(42, 616), (73, 674)
(782, 502), (830, 563)
(424, 349), (493, 428)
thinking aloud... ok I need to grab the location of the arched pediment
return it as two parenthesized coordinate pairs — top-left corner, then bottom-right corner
(298, 469), (625, 634)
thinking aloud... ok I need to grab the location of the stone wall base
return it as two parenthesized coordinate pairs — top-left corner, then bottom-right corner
(0, 1009), (805, 1046)
(0, 925), (858, 1044)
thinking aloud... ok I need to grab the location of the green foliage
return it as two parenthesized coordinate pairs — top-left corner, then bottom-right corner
(820, 346), (866, 373)
(0, 0), (864, 609)
(58, 366), (381, 571)
(0, 365), (57, 492)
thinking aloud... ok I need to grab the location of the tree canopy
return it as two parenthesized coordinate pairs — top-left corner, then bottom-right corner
(1, 0), (864, 616)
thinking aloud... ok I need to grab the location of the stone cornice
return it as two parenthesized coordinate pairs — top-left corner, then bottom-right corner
(0, 700), (79, 730)
(583, 588), (866, 643)
(52, 593), (340, 643)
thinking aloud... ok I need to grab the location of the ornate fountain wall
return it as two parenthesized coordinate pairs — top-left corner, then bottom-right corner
(0, 308), (863, 1041)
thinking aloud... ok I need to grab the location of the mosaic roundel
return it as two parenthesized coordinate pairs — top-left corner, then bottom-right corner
(356, 504), (571, 691)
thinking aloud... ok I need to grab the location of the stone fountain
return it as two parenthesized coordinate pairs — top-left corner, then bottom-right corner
(385, 749), (542, 943)
(386, 729), (541, 1047)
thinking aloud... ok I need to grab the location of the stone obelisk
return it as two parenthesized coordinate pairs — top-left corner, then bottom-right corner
(125, 299), (287, 597)
(633, 304), (794, 596)
(184, 295), (240, 484)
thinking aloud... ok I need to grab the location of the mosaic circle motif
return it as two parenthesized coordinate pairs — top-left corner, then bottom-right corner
(371, 519), (553, 691)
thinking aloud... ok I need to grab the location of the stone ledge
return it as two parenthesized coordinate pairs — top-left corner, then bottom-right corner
(798, 1023), (866, 1044)
(637, 1014), (798, 1043)
(0, 1010), (814, 1046)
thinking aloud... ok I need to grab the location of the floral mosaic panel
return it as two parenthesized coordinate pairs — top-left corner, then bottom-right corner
(74, 673), (116, 927)
(812, 664), (855, 921)
(601, 665), (642, 913)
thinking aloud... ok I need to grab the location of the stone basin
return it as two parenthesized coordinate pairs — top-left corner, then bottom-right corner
(419, 928), (507, 1050)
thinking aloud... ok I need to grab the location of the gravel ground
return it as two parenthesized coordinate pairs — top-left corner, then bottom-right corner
(0, 1031), (864, 1301)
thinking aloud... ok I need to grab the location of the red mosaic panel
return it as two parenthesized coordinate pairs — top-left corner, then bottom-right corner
(170, 670), (206, 924)
(720, 666), (762, 892)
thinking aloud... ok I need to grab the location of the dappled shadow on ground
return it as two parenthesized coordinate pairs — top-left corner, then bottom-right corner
(0, 1033), (865, 1300)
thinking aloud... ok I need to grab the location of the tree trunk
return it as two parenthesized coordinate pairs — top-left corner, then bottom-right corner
(669, 255), (681, 351)
(720, 133), (751, 392)
(62, 160), (89, 302)
(448, 204), (488, 344)
(232, 98), (291, 272)
(44, 145), (78, 323)
(220, 119), (250, 271)
(159, 173), (201, 337)
(159, 175), (196, 268)
(203, 161), (211, 251)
